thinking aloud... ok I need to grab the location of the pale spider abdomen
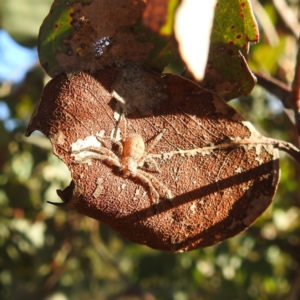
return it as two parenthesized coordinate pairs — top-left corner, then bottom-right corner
(121, 134), (145, 176)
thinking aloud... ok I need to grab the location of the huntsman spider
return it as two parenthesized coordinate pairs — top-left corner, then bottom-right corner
(72, 123), (173, 204)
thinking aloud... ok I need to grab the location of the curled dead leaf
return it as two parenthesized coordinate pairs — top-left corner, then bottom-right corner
(26, 64), (280, 251)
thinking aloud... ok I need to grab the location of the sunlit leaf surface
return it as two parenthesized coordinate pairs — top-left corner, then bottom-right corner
(26, 65), (281, 251)
(200, 0), (259, 100)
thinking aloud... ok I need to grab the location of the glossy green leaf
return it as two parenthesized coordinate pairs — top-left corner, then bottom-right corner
(38, 1), (79, 76)
(212, 0), (259, 54)
(201, 0), (259, 100)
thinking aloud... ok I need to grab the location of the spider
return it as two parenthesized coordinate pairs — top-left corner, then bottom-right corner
(71, 121), (173, 204)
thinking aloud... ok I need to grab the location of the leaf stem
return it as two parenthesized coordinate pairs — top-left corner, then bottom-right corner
(255, 72), (291, 108)
(151, 137), (300, 164)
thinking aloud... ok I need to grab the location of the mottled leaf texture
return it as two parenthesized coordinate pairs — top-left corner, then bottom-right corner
(200, 0), (259, 100)
(26, 64), (280, 252)
(39, 0), (176, 77)
(143, 0), (259, 99)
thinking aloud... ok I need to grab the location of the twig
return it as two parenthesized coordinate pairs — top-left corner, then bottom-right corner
(150, 137), (300, 165)
(290, 36), (300, 134)
(273, 139), (300, 163)
(254, 72), (297, 125)
(255, 72), (291, 108)
(272, 0), (300, 38)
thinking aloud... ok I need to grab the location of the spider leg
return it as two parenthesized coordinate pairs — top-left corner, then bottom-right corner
(136, 129), (166, 170)
(96, 135), (124, 155)
(145, 129), (167, 153)
(72, 145), (119, 161)
(141, 156), (160, 173)
(135, 169), (172, 204)
(134, 170), (160, 204)
(72, 152), (121, 169)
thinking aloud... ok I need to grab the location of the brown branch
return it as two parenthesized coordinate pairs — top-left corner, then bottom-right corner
(254, 37), (300, 136)
(290, 36), (300, 134)
(291, 39), (300, 102)
(254, 72), (299, 127)
(255, 72), (291, 108)
(273, 139), (300, 164)
(272, 0), (300, 38)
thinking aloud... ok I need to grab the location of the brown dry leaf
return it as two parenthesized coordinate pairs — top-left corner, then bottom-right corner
(26, 64), (280, 252)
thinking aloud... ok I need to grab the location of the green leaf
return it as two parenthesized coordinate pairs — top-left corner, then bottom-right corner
(38, 1), (78, 76)
(201, 0), (259, 100)
(38, 0), (177, 77)
(212, 0), (259, 54)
